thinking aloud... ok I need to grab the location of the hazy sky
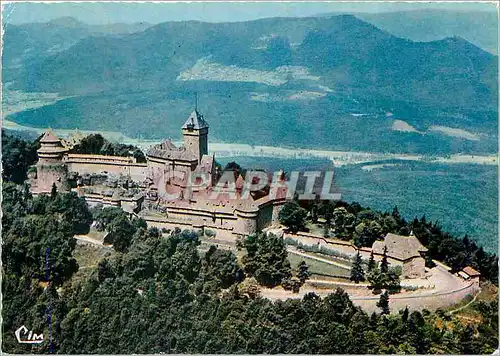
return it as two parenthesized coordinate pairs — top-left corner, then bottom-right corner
(2, 1), (498, 25)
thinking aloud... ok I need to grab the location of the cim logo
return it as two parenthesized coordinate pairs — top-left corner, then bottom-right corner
(15, 325), (44, 344)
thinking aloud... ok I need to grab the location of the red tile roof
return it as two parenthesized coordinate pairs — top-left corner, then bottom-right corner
(462, 266), (481, 277)
(40, 131), (61, 143)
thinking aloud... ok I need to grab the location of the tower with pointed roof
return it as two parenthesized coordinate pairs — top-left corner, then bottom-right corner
(182, 109), (209, 163)
(33, 130), (70, 193)
(37, 130), (69, 164)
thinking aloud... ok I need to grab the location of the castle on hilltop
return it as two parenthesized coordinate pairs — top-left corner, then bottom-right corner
(29, 109), (287, 238)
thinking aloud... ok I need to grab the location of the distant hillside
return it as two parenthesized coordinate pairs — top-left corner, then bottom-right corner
(355, 10), (498, 55)
(2, 17), (151, 82)
(3, 14), (498, 155)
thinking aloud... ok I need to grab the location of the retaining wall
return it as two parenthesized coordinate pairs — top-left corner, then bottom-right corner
(286, 232), (411, 266)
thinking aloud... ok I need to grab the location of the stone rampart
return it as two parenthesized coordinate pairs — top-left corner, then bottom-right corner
(65, 154), (148, 182)
(142, 215), (236, 240)
(286, 232), (413, 266)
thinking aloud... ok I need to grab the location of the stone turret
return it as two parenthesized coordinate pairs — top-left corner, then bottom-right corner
(182, 109), (209, 163)
(37, 131), (69, 163)
(34, 131), (70, 194)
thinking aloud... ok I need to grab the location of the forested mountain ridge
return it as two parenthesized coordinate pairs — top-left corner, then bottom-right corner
(3, 14), (498, 154)
(353, 10), (498, 55)
(2, 17), (150, 78)
(8, 15), (496, 109)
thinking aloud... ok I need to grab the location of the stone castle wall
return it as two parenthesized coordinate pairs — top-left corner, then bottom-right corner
(34, 163), (70, 193)
(257, 204), (274, 231)
(144, 217), (236, 240)
(65, 154), (148, 182)
(285, 232), (425, 278)
(286, 232), (359, 256)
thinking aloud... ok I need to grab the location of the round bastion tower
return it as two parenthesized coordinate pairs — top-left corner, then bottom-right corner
(34, 131), (70, 194)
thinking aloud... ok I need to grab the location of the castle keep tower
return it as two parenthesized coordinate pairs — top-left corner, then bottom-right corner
(182, 110), (209, 163)
(34, 131), (70, 193)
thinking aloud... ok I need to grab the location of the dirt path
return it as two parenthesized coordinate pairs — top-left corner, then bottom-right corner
(74, 235), (107, 247)
(450, 291), (480, 314)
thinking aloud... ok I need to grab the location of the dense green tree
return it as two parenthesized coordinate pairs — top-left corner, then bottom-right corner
(350, 252), (366, 283)
(380, 245), (389, 274)
(354, 220), (382, 247)
(3, 214), (78, 285)
(332, 207), (356, 239)
(367, 251), (376, 272)
(2, 182), (32, 230)
(92, 206), (127, 231)
(27, 191), (93, 234)
(377, 291), (390, 315)
(97, 258), (115, 282)
(70, 133), (146, 162)
(240, 233), (291, 287)
(197, 246), (243, 293)
(385, 268), (402, 294)
(71, 134), (105, 154)
(56, 193), (93, 234)
(1, 131), (38, 184)
(297, 261), (311, 284)
(367, 267), (384, 294)
(107, 214), (136, 252)
(279, 201), (307, 233)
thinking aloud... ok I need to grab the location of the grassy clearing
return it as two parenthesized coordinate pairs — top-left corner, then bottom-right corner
(288, 252), (350, 278)
(71, 243), (114, 286)
(73, 244), (112, 269)
(305, 222), (326, 237)
(303, 250), (352, 266)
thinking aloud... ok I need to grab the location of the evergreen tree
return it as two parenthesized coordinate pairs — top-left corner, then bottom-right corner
(377, 291), (390, 315)
(385, 268), (402, 294)
(241, 233), (292, 287)
(380, 245), (389, 274)
(297, 261), (311, 284)
(50, 183), (58, 199)
(278, 201), (307, 233)
(402, 306), (409, 322)
(367, 251), (376, 272)
(367, 266), (384, 294)
(350, 252), (365, 283)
